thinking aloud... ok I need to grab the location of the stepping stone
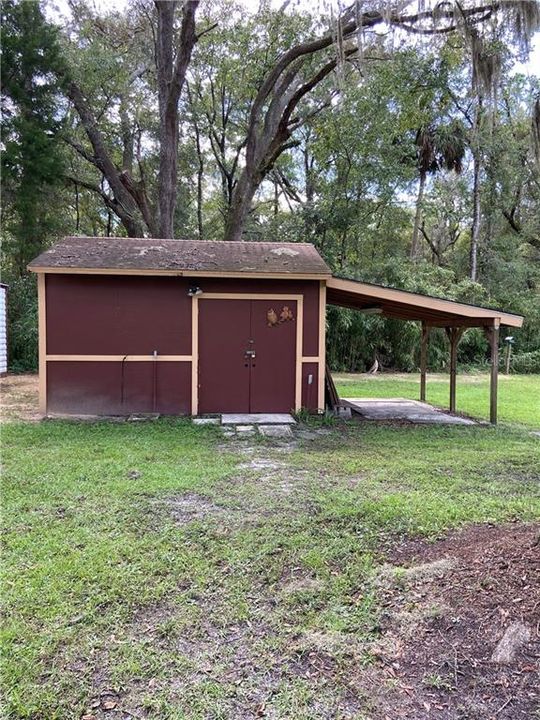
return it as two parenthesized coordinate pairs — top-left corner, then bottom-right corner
(259, 424), (294, 438)
(192, 417), (220, 425)
(222, 413), (296, 425)
(236, 425), (256, 436)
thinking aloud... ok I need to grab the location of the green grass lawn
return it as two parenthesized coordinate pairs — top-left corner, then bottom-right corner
(334, 372), (540, 428)
(2, 415), (539, 719)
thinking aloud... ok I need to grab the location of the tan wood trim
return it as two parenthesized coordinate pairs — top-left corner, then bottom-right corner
(318, 280), (326, 412)
(37, 273), (47, 414)
(197, 293), (304, 413)
(295, 296), (303, 411)
(302, 356), (320, 363)
(191, 296), (199, 415)
(199, 293), (304, 301)
(28, 266), (331, 281)
(46, 355), (192, 362)
(327, 277), (523, 328)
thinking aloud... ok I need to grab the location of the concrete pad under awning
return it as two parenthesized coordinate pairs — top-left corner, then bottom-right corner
(343, 398), (476, 425)
(221, 413), (296, 425)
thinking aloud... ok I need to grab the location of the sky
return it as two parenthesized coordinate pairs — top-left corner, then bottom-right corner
(45, 0), (540, 78)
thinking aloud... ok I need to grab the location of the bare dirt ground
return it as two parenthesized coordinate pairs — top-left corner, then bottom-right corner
(368, 522), (540, 720)
(0, 373), (40, 422)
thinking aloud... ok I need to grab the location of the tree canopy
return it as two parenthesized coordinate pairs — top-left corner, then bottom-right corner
(1, 0), (539, 372)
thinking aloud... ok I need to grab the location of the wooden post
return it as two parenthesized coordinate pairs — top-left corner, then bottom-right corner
(484, 321), (500, 424)
(445, 327), (464, 414)
(420, 322), (430, 402)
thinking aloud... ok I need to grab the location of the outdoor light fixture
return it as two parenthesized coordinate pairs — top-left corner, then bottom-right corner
(188, 285), (203, 297)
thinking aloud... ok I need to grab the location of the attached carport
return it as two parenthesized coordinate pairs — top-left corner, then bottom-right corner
(326, 277), (524, 424)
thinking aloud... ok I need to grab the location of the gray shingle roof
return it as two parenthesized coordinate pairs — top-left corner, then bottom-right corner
(28, 236), (331, 276)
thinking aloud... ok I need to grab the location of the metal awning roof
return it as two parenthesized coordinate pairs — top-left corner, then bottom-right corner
(327, 276), (523, 328)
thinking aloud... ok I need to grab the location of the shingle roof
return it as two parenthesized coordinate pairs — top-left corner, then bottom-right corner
(28, 236), (331, 277)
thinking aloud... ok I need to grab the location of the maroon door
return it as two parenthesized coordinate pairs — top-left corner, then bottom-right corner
(197, 298), (297, 414)
(249, 299), (297, 413)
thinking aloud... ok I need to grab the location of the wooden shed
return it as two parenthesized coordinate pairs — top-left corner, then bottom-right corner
(28, 236), (523, 422)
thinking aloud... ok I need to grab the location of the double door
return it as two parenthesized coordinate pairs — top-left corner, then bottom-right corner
(198, 298), (297, 413)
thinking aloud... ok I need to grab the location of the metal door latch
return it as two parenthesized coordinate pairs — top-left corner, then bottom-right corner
(245, 349), (256, 358)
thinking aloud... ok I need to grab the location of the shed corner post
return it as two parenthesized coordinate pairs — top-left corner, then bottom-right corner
(191, 294), (199, 416)
(318, 280), (327, 413)
(445, 326), (464, 414)
(483, 319), (500, 425)
(419, 321), (430, 402)
(37, 272), (47, 415)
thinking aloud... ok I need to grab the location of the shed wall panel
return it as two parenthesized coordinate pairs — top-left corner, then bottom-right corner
(47, 361), (190, 415)
(46, 275), (191, 355)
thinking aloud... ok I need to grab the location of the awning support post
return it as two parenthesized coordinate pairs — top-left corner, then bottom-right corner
(483, 321), (500, 424)
(420, 322), (430, 402)
(445, 327), (464, 414)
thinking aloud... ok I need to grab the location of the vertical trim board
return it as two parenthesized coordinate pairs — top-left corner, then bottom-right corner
(191, 296), (199, 415)
(37, 273), (47, 414)
(318, 281), (326, 412)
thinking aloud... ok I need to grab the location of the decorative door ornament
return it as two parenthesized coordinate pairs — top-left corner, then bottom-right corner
(267, 305), (294, 327)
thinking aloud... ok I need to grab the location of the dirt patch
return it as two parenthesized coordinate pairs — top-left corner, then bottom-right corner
(158, 492), (236, 524)
(1, 373), (40, 422)
(367, 522), (540, 719)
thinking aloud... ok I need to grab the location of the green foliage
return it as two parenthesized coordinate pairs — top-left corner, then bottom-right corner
(1, 0), (66, 275)
(508, 350), (540, 374)
(1, 1), (539, 371)
(5, 275), (38, 372)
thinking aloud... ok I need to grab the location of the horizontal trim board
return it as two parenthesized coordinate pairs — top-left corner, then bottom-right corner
(199, 293), (304, 300)
(302, 356), (320, 363)
(46, 355), (192, 362)
(29, 267), (331, 280)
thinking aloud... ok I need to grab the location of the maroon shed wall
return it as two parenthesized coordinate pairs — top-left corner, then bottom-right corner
(46, 274), (191, 355)
(47, 361), (191, 415)
(44, 274), (322, 415)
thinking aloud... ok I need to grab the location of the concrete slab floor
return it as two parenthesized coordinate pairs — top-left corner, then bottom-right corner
(221, 413), (296, 425)
(344, 398), (476, 425)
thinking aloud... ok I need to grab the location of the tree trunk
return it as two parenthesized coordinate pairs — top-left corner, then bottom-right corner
(469, 96), (484, 281)
(155, 0), (199, 238)
(470, 148), (481, 281)
(223, 171), (258, 241)
(410, 171), (426, 260)
(67, 82), (148, 237)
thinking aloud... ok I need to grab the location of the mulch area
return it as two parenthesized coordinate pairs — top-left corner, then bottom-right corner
(369, 522), (540, 719)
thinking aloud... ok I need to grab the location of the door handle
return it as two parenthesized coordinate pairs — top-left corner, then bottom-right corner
(245, 350), (256, 358)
